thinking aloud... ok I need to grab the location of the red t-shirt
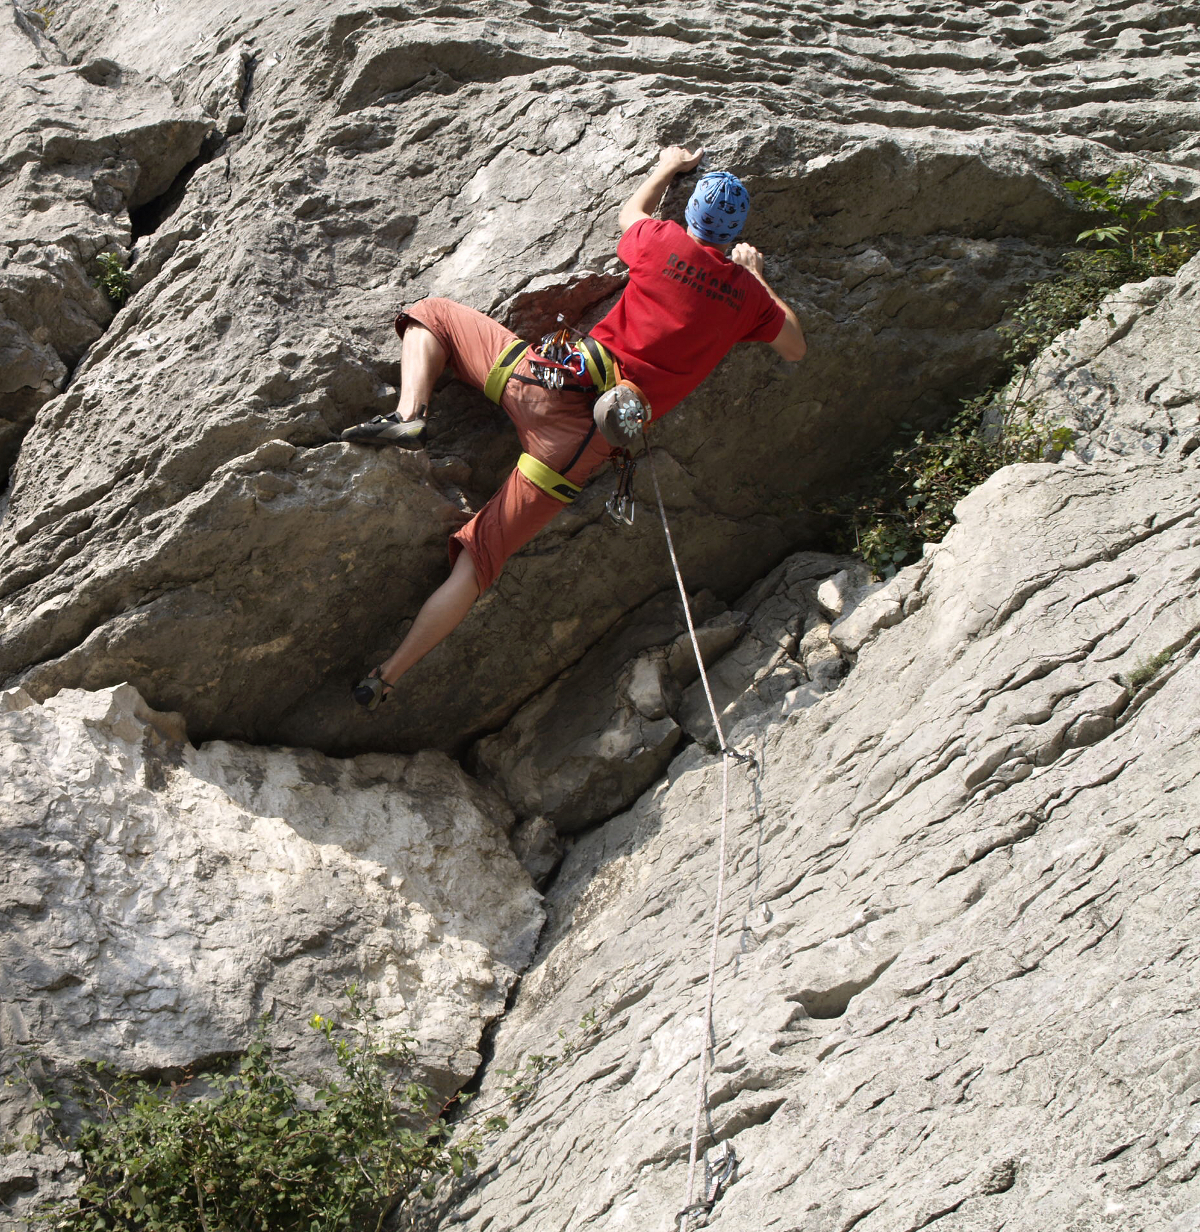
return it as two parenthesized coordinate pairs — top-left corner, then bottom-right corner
(589, 218), (785, 419)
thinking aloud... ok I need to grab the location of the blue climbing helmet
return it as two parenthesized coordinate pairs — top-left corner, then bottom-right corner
(684, 171), (750, 245)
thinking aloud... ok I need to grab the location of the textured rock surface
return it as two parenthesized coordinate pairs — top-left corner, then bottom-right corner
(472, 551), (870, 832)
(3, 2), (1200, 1229)
(0, 6), (208, 482)
(423, 449), (1200, 1231)
(471, 589), (721, 835)
(3, 0), (1197, 754)
(1023, 251), (1200, 464)
(0, 685), (542, 1163)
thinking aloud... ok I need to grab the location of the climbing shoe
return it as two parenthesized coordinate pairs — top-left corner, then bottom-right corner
(341, 413), (427, 449)
(352, 668), (395, 712)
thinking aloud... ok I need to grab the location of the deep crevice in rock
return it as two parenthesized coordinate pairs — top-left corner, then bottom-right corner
(129, 129), (223, 241)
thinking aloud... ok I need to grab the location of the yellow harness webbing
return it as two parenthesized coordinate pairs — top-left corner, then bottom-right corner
(578, 337), (620, 393)
(517, 453), (582, 503)
(484, 340), (531, 404)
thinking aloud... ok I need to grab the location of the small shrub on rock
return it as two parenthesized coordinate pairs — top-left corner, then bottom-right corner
(823, 167), (1197, 573)
(95, 252), (130, 307)
(1005, 170), (1196, 366)
(27, 991), (483, 1232)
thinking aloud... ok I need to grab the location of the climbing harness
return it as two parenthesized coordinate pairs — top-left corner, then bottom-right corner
(529, 330), (621, 393)
(482, 321), (638, 517)
(516, 452), (582, 504)
(577, 335), (620, 393)
(483, 338), (532, 404)
(642, 434), (756, 1231)
(524, 315), (622, 396)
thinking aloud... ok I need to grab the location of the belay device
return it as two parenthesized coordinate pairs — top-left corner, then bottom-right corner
(594, 381), (650, 526)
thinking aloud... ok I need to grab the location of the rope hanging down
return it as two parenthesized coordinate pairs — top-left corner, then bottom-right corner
(640, 437), (755, 1231)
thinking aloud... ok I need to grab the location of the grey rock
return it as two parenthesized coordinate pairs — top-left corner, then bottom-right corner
(426, 452), (1200, 1232)
(815, 564), (872, 620)
(0, 683), (542, 1191)
(6, 0), (1196, 755)
(1022, 253), (1200, 465)
(0, 6), (209, 483)
(475, 555), (860, 830)
(829, 561), (928, 656)
(471, 590), (729, 833)
(677, 552), (859, 746)
(2, 5), (1200, 1224)
(799, 618), (846, 691)
(508, 816), (564, 890)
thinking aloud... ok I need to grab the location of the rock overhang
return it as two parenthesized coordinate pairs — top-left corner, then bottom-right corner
(2, 0), (1198, 760)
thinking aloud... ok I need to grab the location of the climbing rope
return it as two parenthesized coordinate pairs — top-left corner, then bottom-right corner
(641, 437), (754, 1230)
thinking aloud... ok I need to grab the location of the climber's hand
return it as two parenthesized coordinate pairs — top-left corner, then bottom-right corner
(730, 243), (765, 278)
(658, 145), (705, 176)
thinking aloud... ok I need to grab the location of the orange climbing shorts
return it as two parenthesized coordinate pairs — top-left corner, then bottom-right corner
(396, 297), (615, 592)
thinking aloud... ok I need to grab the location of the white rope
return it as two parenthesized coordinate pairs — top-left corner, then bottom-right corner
(641, 440), (749, 1230)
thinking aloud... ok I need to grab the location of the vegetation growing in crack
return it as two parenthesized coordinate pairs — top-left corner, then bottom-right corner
(95, 252), (131, 307)
(8, 989), (497, 1232)
(495, 1008), (602, 1110)
(1124, 647), (1175, 692)
(821, 168), (1199, 573)
(25, 3), (56, 29)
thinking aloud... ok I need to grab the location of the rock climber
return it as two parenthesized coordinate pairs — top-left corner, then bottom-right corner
(343, 145), (807, 710)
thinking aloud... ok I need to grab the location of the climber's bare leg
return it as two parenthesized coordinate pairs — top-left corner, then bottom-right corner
(397, 322), (447, 422)
(378, 551), (480, 685)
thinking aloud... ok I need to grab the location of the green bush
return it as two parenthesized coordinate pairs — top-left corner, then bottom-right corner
(850, 403), (1074, 573)
(24, 991), (497, 1232)
(825, 168), (1198, 573)
(1005, 170), (1196, 366)
(95, 252), (130, 307)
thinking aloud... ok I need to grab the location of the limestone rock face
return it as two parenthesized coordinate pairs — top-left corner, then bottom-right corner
(0, 6), (209, 482)
(471, 551), (868, 832)
(0, 684), (542, 1155)
(1023, 252), (1200, 464)
(3, 0), (1197, 755)
(424, 449), (1200, 1231)
(3, 2), (1200, 1228)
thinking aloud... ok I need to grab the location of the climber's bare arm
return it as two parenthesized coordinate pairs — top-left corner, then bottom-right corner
(730, 242), (807, 363)
(618, 145), (705, 232)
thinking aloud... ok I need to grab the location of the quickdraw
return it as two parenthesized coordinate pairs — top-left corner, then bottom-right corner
(528, 327), (578, 390)
(606, 453), (636, 525)
(673, 1143), (739, 1229)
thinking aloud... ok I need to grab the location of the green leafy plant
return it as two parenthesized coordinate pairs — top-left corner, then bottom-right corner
(843, 401), (1073, 573)
(22, 989), (487, 1232)
(95, 252), (131, 307)
(1124, 648), (1174, 692)
(1002, 169), (1197, 367)
(821, 167), (1197, 573)
(1066, 167), (1197, 269)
